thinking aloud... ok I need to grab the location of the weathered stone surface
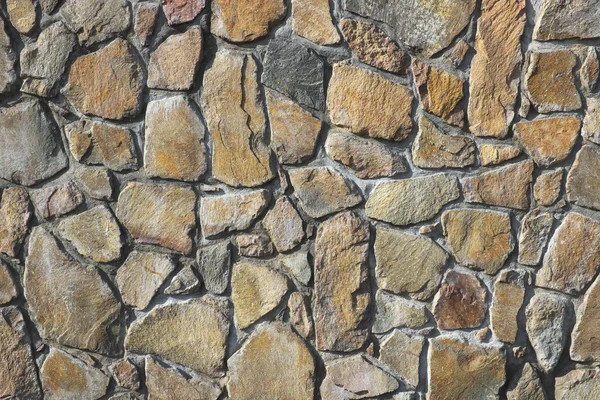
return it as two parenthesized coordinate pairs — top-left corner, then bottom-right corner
(31, 182), (84, 221)
(146, 357), (221, 400)
(0, 261), (16, 304)
(555, 369), (600, 400)
(339, 18), (410, 74)
(200, 190), (269, 238)
(571, 274), (600, 362)
(20, 22), (77, 97)
(289, 166), (362, 219)
(112, 359), (140, 391)
(202, 51), (274, 187)
(63, 39), (144, 120)
(538, 212), (600, 295)
(514, 116), (580, 166)
(117, 182), (196, 253)
(328, 63), (413, 141)
(40, 0), (59, 13)
(526, 292), (572, 373)
(280, 251), (311, 285)
(468, 0), (525, 138)
(228, 322), (315, 400)
(534, 168), (563, 206)
(412, 115), (475, 168)
(41, 348), (109, 400)
(58, 206), (122, 263)
(0, 306), (42, 399)
(211, 0), (285, 42)
(321, 354), (399, 399)
(506, 363), (545, 400)
(428, 337), (506, 400)
(125, 297), (230, 377)
(373, 290), (428, 333)
(164, 264), (201, 296)
(345, 0), (475, 57)
(433, 271), (487, 330)
(380, 330), (423, 389)
(198, 242), (230, 294)
(288, 292), (313, 338)
(326, 128), (407, 179)
(518, 209), (553, 266)
(65, 119), (137, 171)
(6, 0), (36, 35)
(263, 196), (305, 252)
(0, 187), (31, 257)
(462, 160), (533, 210)
(479, 144), (522, 166)
(0, 101), (68, 186)
(444, 39), (470, 67)
(583, 97), (600, 144)
(235, 232), (274, 257)
(148, 28), (202, 90)
(567, 145), (600, 210)
(116, 251), (175, 309)
(61, 0), (130, 45)
(162, 0), (205, 25)
(0, 18), (17, 95)
(231, 261), (288, 328)
(442, 208), (513, 274)
(24, 227), (121, 355)
(580, 47), (600, 93)
(75, 168), (114, 201)
(367, 174), (459, 226)
(491, 270), (528, 343)
(533, 0), (600, 41)
(134, 2), (158, 46)
(375, 227), (447, 300)
(315, 211), (370, 351)
(292, 0), (339, 45)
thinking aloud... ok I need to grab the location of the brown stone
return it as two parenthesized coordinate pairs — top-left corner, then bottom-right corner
(211, 0), (286, 42)
(235, 232), (274, 258)
(555, 369), (600, 400)
(491, 270), (528, 343)
(444, 39), (470, 67)
(314, 211), (370, 351)
(468, 0), (526, 138)
(292, 0), (339, 45)
(112, 359), (140, 391)
(31, 182), (84, 220)
(571, 274), (600, 362)
(506, 363), (545, 400)
(145, 357), (221, 400)
(288, 292), (313, 338)
(263, 196), (305, 252)
(6, 0), (36, 35)
(514, 116), (580, 166)
(583, 96), (600, 144)
(328, 63), (413, 141)
(0, 187), (31, 257)
(0, 261), (16, 304)
(380, 330), (424, 389)
(462, 160), (533, 210)
(75, 168), (114, 201)
(518, 209), (554, 266)
(433, 270), (487, 330)
(134, 2), (159, 46)
(479, 144), (522, 166)
(567, 145), (600, 210)
(162, 0), (205, 25)
(442, 208), (513, 274)
(534, 168), (563, 206)
(39, 0), (59, 13)
(63, 39), (144, 120)
(581, 47), (600, 93)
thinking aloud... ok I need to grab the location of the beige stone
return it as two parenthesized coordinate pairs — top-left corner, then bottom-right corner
(134, 2), (159, 46)
(580, 46), (599, 94)
(0, 18), (16, 95)
(211, 0), (286, 42)
(235, 232), (274, 258)
(491, 270), (528, 343)
(518, 209), (554, 266)
(373, 290), (429, 333)
(6, 0), (36, 35)
(145, 357), (221, 400)
(534, 168), (563, 206)
(479, 144), (522, 166)
(75, 168), (114, 201)
(61, 0), (130, 45)
(288, 292), (313, 338)
(292, 0), (339, 45)
(506, 363), (545, 400)
(533, 0), (600, 40)
(379, 330), (423, 389)
(571, 274), (600, 362)
(567, 145), (600, 210)
(583, 96), (600, 144)
(433, 270), (487, 330)
(162, 0), (205, 25)
(556, 369), (600, 400)
(0, 187), (31, 257)
(31, 182), (84, 220)
(263, 196), (305, 252)
(0, 261), (17, 304)
(514, 116), (580, 166)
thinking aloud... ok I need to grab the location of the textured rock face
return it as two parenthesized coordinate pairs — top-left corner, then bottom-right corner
(288, 292), (313, 338)
(0, 18), (17, 95)
(570, 274), (600, 362)
(292, 0), (339, 45)
(506, 363), (545, 400)
(0, 187), (31, 257)
(145, 357), (221, 400)
(198, 242), (231, 294)
(263, 196), (305, 252)
(433, 271), (487, 330)
(373, 290), (429, 332)
(135, 2), (159, 46)
(31, 181), (84, 220)
(6, 0), (35, 35)
(61, 0), (130, 45)
(0, 261), (17, 304)
(491, 270), (528, 343)
(518, 209), (553, 266)
(200, 190), (269, 238)
(162, 0), (205, 25)
(380, 330), (424, 389)
(514, 116), (580, 166)
(555, 369), (600, 400)
(584, 97), (600, 144)
(211, 0), (286, 42)
(534, 169), (563, 206)
(567, 145), (600, 210)
(479, 144), (521, 166)
(76, 168), (114, 201)
(533, 0), (600, 41)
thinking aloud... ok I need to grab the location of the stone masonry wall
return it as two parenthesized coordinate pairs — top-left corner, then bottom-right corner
(0, 0), (600, 399)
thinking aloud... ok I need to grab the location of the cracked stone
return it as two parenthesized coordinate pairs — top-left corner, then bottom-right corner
(514, 116), (580, 166)
(518, 209), (553, 266)
(0, 18), (17, 95)
(75, 168), (114, 201)
(533, 0), (600, 41)
(162, 0), (205, 25)
(197, 242), (230, 294)
(61, 0), (130, 45)
(491, 269), (528, 343)
(570, 274), (600, 362)
(145, 357), (221, 400)
(373, 290), (429, 333)
(164, 264), (201, 296)
(31, 182), (84, 220)
(292, 0), (339, 45)
(433, 270), (487, 330)
(0, 187), (31, 257)
(567, 145), (600, 210)
(556, 369), (600, 400)
(479, 144), (522, 166)
(288, 292), (313, 338)
(379, 330), (424, 389)
(211, 0), (285, 42)
(263, 196), (305, 252)
(534, 168), (563, 207)
(134, 2), (159, 46)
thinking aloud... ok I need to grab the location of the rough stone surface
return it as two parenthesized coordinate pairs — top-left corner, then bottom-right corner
(580, 46), (599, 94)
(506, 363), (545, 400)
(61, 0), (130, 45)
(373, 290), (429, 333)
(263, 196), (305, 252)
(164, 264), (201, 296)
(162, 0), (205, 26)
(292, 0), (339, 45)
(433, 271), (487, 330)
(479, 144), (522, 166)
(0, 261), (17, 304)
(567, 145), (600, 210)
(280, 251), (311, 285)
(200, 190), (269, 238)
(211, 0), (285, 42)
(288, 292), (313, 338)
(0, 18), (16, 95)
(570, 274), (600, 362)
(198, 242), (231, 294)
(491, 270), (528, 343)
(518, 209), (553, 266)
(134, 2), (159, 46)
(6, 0), (36, 35)
(75, 168), (114, 201)
(555, 369), (600, 400)
(112, 359), (140, 391)
(0, 187), (31, 257)
(145, 357), (221, 400)
(31, 182), (83, 221)
(533, 0), (600, 41)
(379, 330), (423, 389)
(534, 169), (563, 206)
(514, 116), (580, 166)
(583, 96), (600, 144)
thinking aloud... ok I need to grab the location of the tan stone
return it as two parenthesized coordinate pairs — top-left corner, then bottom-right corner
(0, 18), (17, 95)
(556, 369), (600, 400)
(491, 270), (528, 343)
(211, 0), (286, 42)
(61, 0), (130, 45)
(479, 144), (522, 166)
(134, 2), (159, 46)
(379, 330), (423, 389)
(6, 0), (36, 35)
(31, 182), (84, 220)
(0, 261), (16, 304)
(580, 47), (599, 94)
(507, 363), (545, 400)
(235, 231), (274, 258)
(288, 292), (313, 338)
(292, 0), (339, 45)
(0, 187), (31, 257)
(571, 274), (600, 362)
(433, 270), (487, 330)
(162, 0), (205, 25)
(444, 39), (470, 67)
(583, 96), (600, 144)
(533, 0), (600, 40)
(514, 116), (580, 166)
(468, 0), (525, 138)
(567, 145), (600, 210)
(534, 168), (563, 207)
(145, 357), (221, 400)
(111, 359), (140, 391)
(328, 63), (413, 141)
(263, 196), (305, 252)
(75, 168), (114, 201)
(314, 211), (370, 351)
(373, 290), (429, 333)
(518, 209), (554, 266)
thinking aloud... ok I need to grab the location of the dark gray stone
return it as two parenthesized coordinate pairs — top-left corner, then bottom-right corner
(198, 242), (231, 295)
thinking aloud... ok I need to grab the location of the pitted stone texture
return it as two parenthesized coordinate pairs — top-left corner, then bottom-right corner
(145, 357), (221, 400)
(533, 0), (600, 41)
(292, 0), (339, 45)
(198, 242), (231, 294)
(479, 144), (522, 166)
(117, 182), (196, 254)
(537, 212), (600, 295)
(583, 97), (600, 144)
(76, 168), (114, 201)
(289, 166), (362, 219)
(518, 209), (553, 266)
(373, 290), (428, 333)
(433, 271), (487, 330)
(491, 270), (528, 343)
(367, 174), (459, 226)
(468, 0), (525, 138)
(567, 145), (600, 210)
(315, 211), (370, 352)
(61, 0), (130, 45)
(555, 369), (600, 400)
(125, 297), (230, 377)
(24, 227), (121, 355)
(0, 18), (17, 95)
(135, 3), (159, 46)
(0, 187), (31, 258)
(288, 292), (313, 338)
(328, 63), (413, 141)
(63, 39), (144, 120)
(462, 160), (533, 210)
(0, 101), (68, 186)
(374, 227), (447, 301)
(444, 39), (470, 67)
(162, 0), (205, 25)
(506, 363), (545, 400)
(31, 182), (84, 220)
(379, 330), (423, 389)
(571, 274), (600, 362)
(211, 0), (285, 42)
(0, 261), (17, 304)
(202, 51), (274, 187)
(534, 169), (563, 207)
(263, 196), (305, 252)
(6, 0), (36, 35)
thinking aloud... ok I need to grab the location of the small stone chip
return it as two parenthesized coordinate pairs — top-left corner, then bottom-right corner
(478, 144), (521, 166)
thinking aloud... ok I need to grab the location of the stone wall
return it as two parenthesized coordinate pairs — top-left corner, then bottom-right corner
(0, 0), (599, 398)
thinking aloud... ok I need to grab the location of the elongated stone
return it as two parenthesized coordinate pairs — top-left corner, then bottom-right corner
(580, 46), (599, 95)
(491, 270), (528, 343)
(518, 209), (553, 266)
(145, 357), (221, 400)
(433, 271), (487, 330)
(479, 144), (521, 166)
(211, 0), (285, 42)
(61, 0), (130, 45)
(379, 330), (424, 389)
(534, 168), (563, 206)
(292, 0), (339, 45)
(134, 2), (158, 46)
(533, 0), (600, 41)
(198, 242), (231, 294)
(567, 145), (600, 210)
(0, 18), (16, 95)
(571, 274), (600, 362)
(288, 292), (313, 338)
(0, 261), (17, 304)
(0, 187), (31, 258)
(583, 96), (600, 144)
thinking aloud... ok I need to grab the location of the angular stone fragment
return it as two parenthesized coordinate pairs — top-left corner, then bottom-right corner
(162, 0), (205, 25)
(61, 0), (130, 45)
(0, 18), (17, 95)
(0, 306), (42, 400)
(263, 197), (305, 252)
(491, 270), (528, 343)
(145, 357), (221, 400)
(31, 182), (83, 222)
(0, 261), (16, 304)
(227, 322), (315, 400)
(534, 169), (563, 207)
(200, 190), (269, 238)
(148, 28), (202, 90)
(380, 330), (423, 389)
(468, 0), (525, 138)
(538, 212), (600, 295)
(0, 187), (31, 257)
(412, 115), (475, 168)
(235, 232), (274, 258)
(326, 128), (407, 179)
(567, 145), (600, 210)
(280, 251), (311, 285)
(134, 2), (158, 46)
(339, 18), (410, 74)
(6, 0), (36, 35)
(373, 290), (428, 333)
(571, 274), (600, 362)
(125, 297), (230, 377)
(265, 89), (321, 164)
(525, 292), (572, 373)
(442, 208), (513, 274)
(63, 39), (144, 120)
(117, 182), (196, 253)
(202, 51), (274, 187)
(444, 39), (470, 67)
(292, 0), (339, 45)
(165, 264), (201, 296)
(462, 160), (533, 210)
(375, 227), (447, 300)
(518, 209), (553, 266)
(75, 168), (114, 201)
(41, 348), (109, 400)
(583, 97), (600, 144)
(289, 166), (362, 219)
(211, 0), (285, 42)
(328, 63), (413, 141)
(580, 47), (599, 95)
(366, 174), (459, 226)
(288, 292), (313, 338)
(479, 144), (522, 166)
(112, 359), (140, 391)
(533, 0), (600, 41)
(506, 363), (545, 400)
(24, 227), (121, 355)
(20, 22), (77, 97)
(0, 101), (68, 186)
(314, 211), (370, 351)
(514, 116), (580, 166)
(198, 242), (230, 294)
(555, 369), (600, 400)
(433, 271), (487, 330)
(40, 0), (59, 13)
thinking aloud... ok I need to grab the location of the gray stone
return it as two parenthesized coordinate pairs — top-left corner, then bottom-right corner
(0, 17), (17, 95)
(198, 242), (230, 294)
(145, 357), (221, 400)
(288, 292), (313, 338)
(491, 270), (528, 343)
(534, 168), (563, 207)
(570, 274), (600, 362)
(567, 145), (600, 210)
(164, 264), (201, 295)
(31, 182), (84, 221)
(373, 290), (429, 333)
(235, 231), (274, 258)
(379, 330), (424, 389)
(533, 0), (600, 41)
(0, 261), (17, 304)
(506, 363), (545, 400)
(279, 251), (311, 285)
(61, 0), (131, 45)
(0, 187), (31, 257)
(583, 96), (600, 144)
(75, 168), (114, 201)
(518, 209), (553, 266)
(263, 196), (305, 252)
(555, 369), (600, 400)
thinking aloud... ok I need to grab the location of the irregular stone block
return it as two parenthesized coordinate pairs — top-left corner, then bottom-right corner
(61, 0), (130, 45)
(145, 357), (221, 400)
(491, 270), (528, 343)
(0, 187), (31, 257)
(6, 0), (36, 35)
(433, 270), (487, 330)
(479, 144), (521, 166)
(0, 261), (17, 304)
(555, 369), (600, 400)
(518, 209), (553, 266)
(161, 0), (205, 26)
(583, 96), (600, 144)
(75, 168), (114, 201)
(567, 145), (600, 210)
(379, 330), (423, 389)
(534, 168), (563, 207)
(533, 0), (600, 41)
(263, 196), (305, 252)
(288, 292), (313, 338)
(211, 0), (285, 42)
(0, 18), (17, 95)
(373, 290), (429, 333)
(506, 363), (545, 400)
(197, 242), (230, 294)
(571, 274), (600, 362)
(134, 2), (159, 46)
(280, 251), (311, 286)
(111, 359), (140, 391)
(292, 0), (339, 45)
(164, 264), (201, 296)
(31, 182), (84, 220)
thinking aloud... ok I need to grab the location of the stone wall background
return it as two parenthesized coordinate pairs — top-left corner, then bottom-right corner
(1, 0), (600, 399)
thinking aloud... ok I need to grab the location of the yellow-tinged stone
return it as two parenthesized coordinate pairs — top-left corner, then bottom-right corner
(292, 0), (339, 45)
(6, 0), (36, 35)
(145, 357), (221, 400)
(0, 187), (31, 258)
(571, 274), (600, 362)
(490, 270), (528, 343)
(211, 0), (286, 42)
(534, 168), (563, 206)
(479, 143), (521, 166)
(514, 116), (580, 166)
